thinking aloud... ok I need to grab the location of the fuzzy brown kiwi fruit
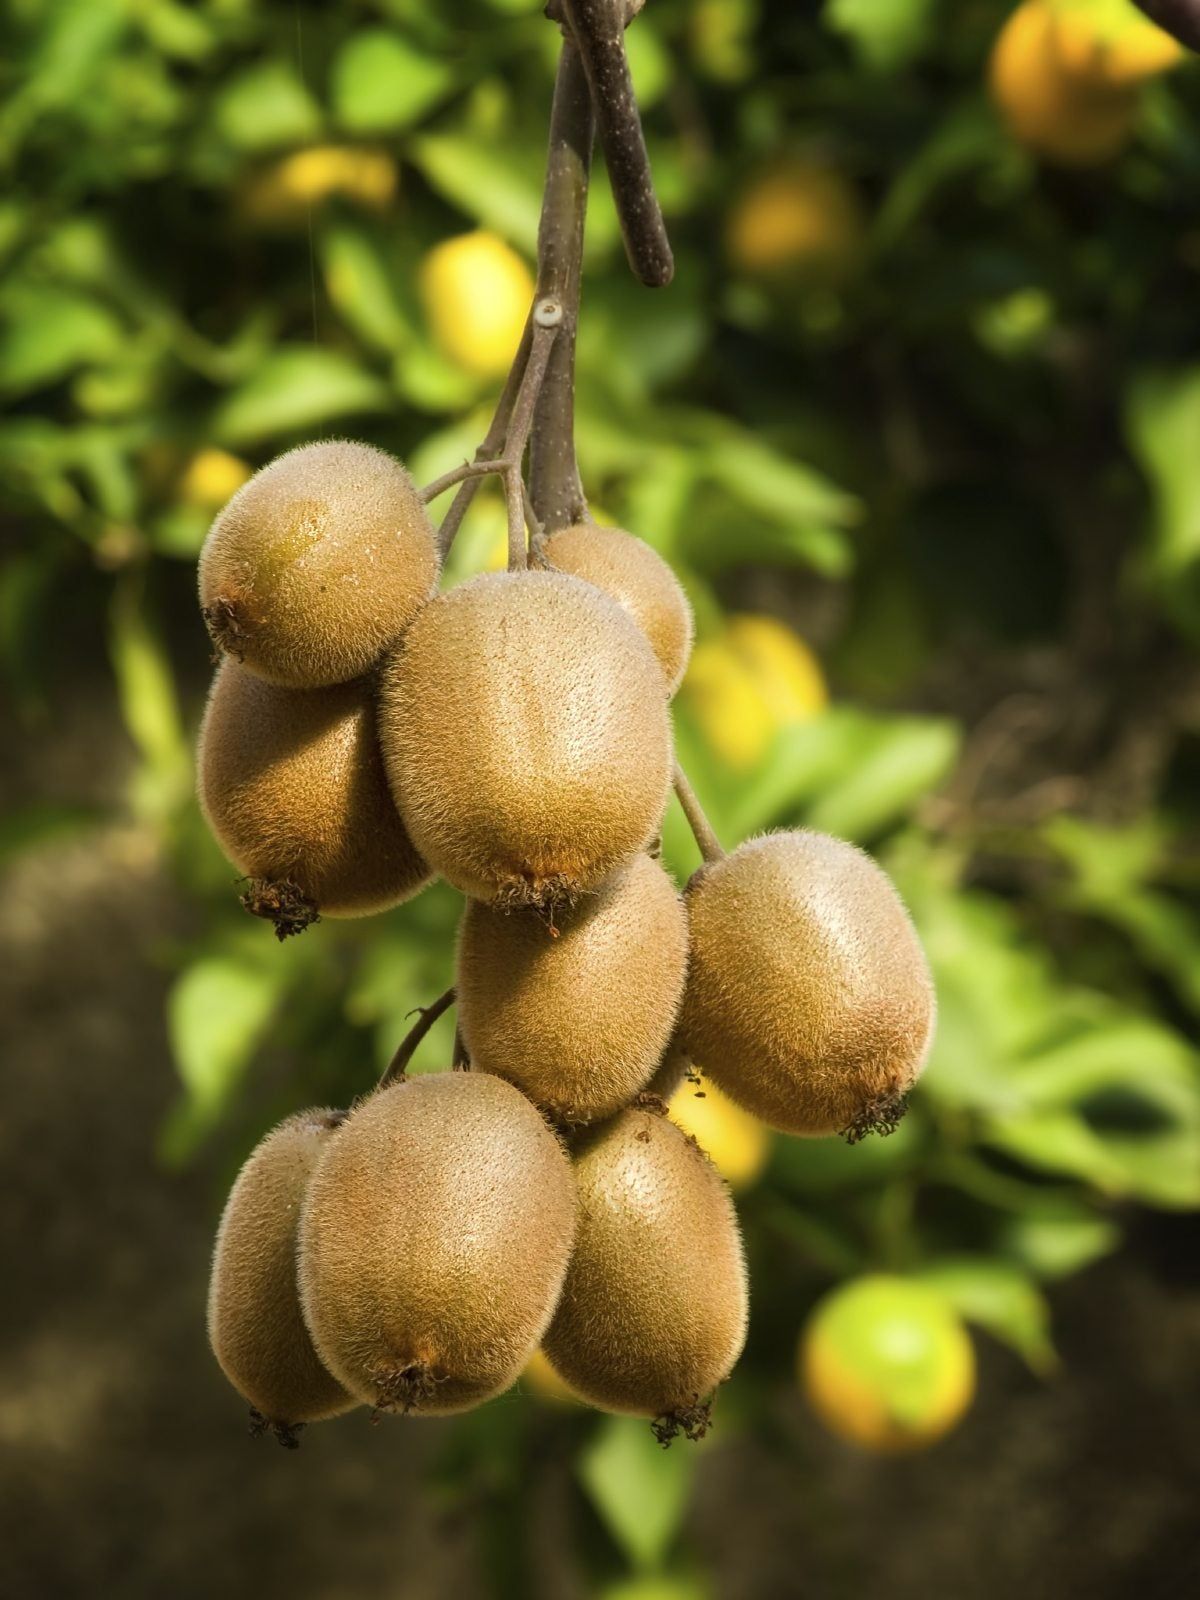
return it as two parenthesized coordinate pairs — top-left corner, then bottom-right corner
(537, 522), (694, 693)
(542, 1103), (747, 1442)
(377, 569), (672, 909)
(198, 659), (430, 937)
(456, 852), (688, 1123)
(207, 1108), (357, 1446)
(679, 830), (935, 1140)
(198, 440), (438, 688)
(298, 1072), (577, 1416)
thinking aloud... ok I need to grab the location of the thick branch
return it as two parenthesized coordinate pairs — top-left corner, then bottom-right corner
(560, 0), (673, 288)
(673, 761), (724, 864)
(379, 988), (456, 1088)
(529, 41), (595, 533)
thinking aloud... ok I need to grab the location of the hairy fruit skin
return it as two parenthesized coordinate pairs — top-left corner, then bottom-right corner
(539, 523), (694, 693)
(207, 1109), (357, 1439)
(543, 1107), (748, 1437)
(377, 570), (672, 906)
(198, 440), (438, 688)
(298, 1073), (577, 1415)
(457, 852), (688, 1123)
(198, 660), (431, 923)
(679, 831), (935, 1138)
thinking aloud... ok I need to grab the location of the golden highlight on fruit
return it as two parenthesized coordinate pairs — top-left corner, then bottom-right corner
(543, 1105), (748, 1442)
(378, 569), (672, 908)
(726, 160), (864, 281)
(457, 852), (688, 1122)
(989, 0), (1142, 166)
(801, 1275), (975, 1452)
(681, 613), (826, 770)
(207, 1109), (357, 1446)
(680, 831), (935, 1138)
(198, 660), (431, 935)
(199, 440), (438, 689)
(419, 230), (534, 377)
(668, 1079), (770, 1192)
(538, 522), (695, 693)
(298, 1073), (577, 1415)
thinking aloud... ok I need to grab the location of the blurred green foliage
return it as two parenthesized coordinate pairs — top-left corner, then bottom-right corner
(4, 0), (1200, 1594)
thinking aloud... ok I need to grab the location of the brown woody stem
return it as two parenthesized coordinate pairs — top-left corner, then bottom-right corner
(673, 761), (724, 864)
(379, 988), (456, 1088)
(434, 320), (532, 558)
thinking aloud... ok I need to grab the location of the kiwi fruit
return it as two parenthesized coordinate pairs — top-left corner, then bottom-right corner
(537, 522), (694, 692)
(456, 852), (688, 1123)
(543, 1104), (747, 1441)
(198, 440), (438, 688)
(644, 1034), (694, 1101)
(377, 569), (672, 908)
(679, 830), (935, 1140)
(207, 1108), (357, 1445)
(298, 1072), (577, 1415)
(198, 659), (430, 936)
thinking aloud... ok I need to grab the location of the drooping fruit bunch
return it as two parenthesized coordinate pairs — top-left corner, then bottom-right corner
(195, 5), (941, 1456)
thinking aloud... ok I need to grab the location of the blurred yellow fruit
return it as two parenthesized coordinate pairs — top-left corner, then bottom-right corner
(419, 230), (534, 378)
(681, 613), (827, 771)
(669, 1080), (770, 1191)
(726, 161), (865, 281)
(988, 0), (1179, 166)
(240, 146), (397, 222)
(177, 448), (252, 510)
(522, 1347), (578, 1405)
(801, 1276), (975, 1453)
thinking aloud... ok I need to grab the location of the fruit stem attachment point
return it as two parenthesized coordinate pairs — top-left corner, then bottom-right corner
(379, 987), (456, 1088)
(673, 762), (724, 864)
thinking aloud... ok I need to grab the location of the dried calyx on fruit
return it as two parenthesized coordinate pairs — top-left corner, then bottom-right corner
(377, 569), (673, 911)
(198, 660), (430, 938)
(207, 1109), (357, 1447)
(679, 830), (935, 1140)
(199, 440), (439, 689)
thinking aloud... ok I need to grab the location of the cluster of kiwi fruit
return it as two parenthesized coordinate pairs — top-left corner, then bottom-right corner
(198, 437), (936, 1449)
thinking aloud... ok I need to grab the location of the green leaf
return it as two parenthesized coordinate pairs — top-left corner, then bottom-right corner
(0, 283), (123, 394)
(319, 221), (413, 354)
(915, 1256), (1057, 1375)
(211, 60), (322, 153)
(109, 577), (189, 821)
(825, 0), (937, 71)
(411, 133), (543, 252)
(211, 345), (391, 445)
(331, 30), (454, 134)
(1126, 367), (1200, 633)
(578, 1415), (697, 1571)
(806, 716), (959, 840)
(996, 1205), (1120, 1281)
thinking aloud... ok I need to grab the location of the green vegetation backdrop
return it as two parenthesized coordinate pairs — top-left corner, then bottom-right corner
(3, 1), (1200, 1595)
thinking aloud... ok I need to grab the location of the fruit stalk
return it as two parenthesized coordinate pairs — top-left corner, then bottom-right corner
(379, 986), (456, 1087)
(673, 760), (724, 863)
(559, 0), (673, 288)
(529, 39), (595, 532)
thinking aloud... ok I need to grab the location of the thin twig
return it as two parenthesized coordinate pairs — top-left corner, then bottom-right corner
(435, 319), (533, 558)
(379, 988), (456, 1088)
(673, 761), (724, 864)
(529, 41), (595, 533)
(560, 0), (674, 288)
(420, 458), (509, 504)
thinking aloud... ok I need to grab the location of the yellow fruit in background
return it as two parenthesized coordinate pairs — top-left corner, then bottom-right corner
(681, 613), (827, 771)
(419, 230), (534, 378)
(240, 146), (397, 223)
(726, 161), (865, 281)
(988, 0), (1179, 166)
(801, 1276), (975, 1453)
(522, 1347), (579, 1405)
(668, 1079), (770, 1191)
(178, 449), (252, 511)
